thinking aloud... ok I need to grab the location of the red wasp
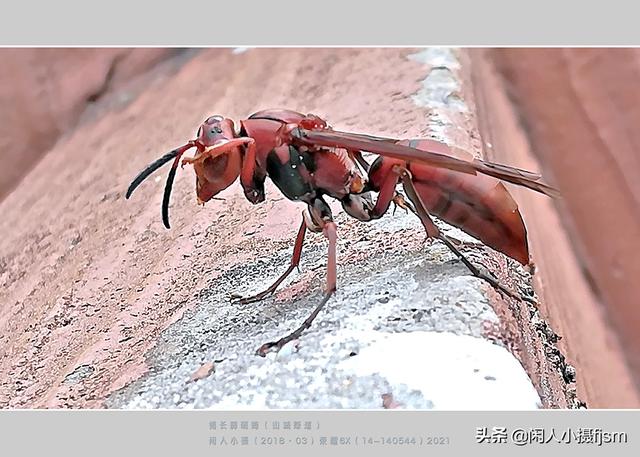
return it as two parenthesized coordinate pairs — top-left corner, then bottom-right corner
(126, 109), (557, 355)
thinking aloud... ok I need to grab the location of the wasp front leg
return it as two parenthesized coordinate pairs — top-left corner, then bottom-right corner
(238, 137), (268, 204)
(181, 137), (254, 167)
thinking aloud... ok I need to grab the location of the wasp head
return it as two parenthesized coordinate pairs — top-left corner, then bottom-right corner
(195, 115), (237, 148)
(126, 115), (243, 229)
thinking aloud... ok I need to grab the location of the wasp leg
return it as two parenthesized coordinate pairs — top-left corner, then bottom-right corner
(182, 137), (254, 167)
(257, 201), (337, 356)
(349, 150), (411, 216)
(391, 191), (416, 215)
(350, 150), (372, 173)
(393, 165), (536, 305)
(232, 215), (308, 305)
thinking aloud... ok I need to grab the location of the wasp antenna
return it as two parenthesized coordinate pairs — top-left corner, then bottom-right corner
(162, 161), (179, 229)
(126, 149), (180, 199)
(126, 142), (196, 228)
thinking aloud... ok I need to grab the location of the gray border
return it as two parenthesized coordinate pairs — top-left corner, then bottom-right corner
(1, 410), (636, 455)
(2, 1), (639, 454)
(1, 1), (640, 45)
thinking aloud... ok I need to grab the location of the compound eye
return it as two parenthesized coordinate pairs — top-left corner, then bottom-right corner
(205, 115), (224, 124)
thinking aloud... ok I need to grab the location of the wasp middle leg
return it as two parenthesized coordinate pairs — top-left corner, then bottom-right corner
(256, 198), (338, 356)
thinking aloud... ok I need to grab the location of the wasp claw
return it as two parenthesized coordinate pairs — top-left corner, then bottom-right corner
(257, 336), (300, 356)
(230, 291), (273, 305)
(256, 341), (279, 357)
(391, 193), (415, 216)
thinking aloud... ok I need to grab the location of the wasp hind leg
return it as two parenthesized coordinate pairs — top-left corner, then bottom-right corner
(392, 165), (537, 305)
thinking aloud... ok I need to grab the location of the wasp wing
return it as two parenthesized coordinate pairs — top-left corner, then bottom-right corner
(293, 128), (558, 198)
